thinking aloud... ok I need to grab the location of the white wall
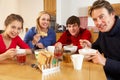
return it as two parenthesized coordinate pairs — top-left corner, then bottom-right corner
(56, 0), (71, 25)
(18, 0), (43, 28)
(0, 0), (43, 30)
(0, 0), (18, 30)
(57, 0), (120, 25)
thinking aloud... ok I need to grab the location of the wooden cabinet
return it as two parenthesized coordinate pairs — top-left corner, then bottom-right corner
(44, 0), (56, 16)
(56, 32), (62, 41)
(112, 3), (120, 16)
(90, 29), (98, 43)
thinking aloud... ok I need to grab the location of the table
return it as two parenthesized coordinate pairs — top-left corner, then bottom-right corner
(0, 54), (106, 80)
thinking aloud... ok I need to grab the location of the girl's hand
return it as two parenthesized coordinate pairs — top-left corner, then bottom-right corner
(4, 48), (16, 59)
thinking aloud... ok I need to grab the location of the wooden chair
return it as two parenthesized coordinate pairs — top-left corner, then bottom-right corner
(90, 29), (98, 43)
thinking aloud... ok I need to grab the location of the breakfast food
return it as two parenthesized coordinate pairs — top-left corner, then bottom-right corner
(63, 45), (77, 53)
(37, 49), (52, 69)
(39, 31), (48, 37)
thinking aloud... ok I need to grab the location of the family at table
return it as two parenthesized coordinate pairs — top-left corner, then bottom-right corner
(0, 0), (120, 80)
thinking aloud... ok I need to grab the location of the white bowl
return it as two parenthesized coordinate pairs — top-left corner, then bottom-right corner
(63, 45), (77, 53)
(78, 48), (97, 58)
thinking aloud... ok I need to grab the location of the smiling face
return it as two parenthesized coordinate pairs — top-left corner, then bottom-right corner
(3, 14), (23, 39)
(67, 23), (80, 36)
(66, 16), (80, 36)
(36, 11), (51, 33)
(38, 14), (50, 29)
(38, 13), (50, 29)
(5, 20), (22, 38)
(91, 8), (115, 32)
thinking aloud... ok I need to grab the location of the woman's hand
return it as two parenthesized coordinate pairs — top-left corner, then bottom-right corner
(80, 39), (92, 48)
(36, 42), (44, 49)
(32, 34), (41, 45)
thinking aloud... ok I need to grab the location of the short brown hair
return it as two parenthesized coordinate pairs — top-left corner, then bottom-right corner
(66, 15), (80, 27)
(4, 14), (24, 29)
(89, 0), (114, 16)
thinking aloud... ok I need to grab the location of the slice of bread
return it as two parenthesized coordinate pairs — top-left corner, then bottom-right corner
(39, 31), (48, 37)
(37, 49), (52, 69)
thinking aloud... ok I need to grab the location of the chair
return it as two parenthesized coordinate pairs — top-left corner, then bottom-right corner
(90, 29), (98, 43)
(0, 30), (4, 34)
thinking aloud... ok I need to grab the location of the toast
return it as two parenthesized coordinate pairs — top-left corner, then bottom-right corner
(37, 49), (52, 69)
(39, 31), (48, 37)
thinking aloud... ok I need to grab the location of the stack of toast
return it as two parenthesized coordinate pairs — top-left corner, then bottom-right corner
(37, 49), (53, 70)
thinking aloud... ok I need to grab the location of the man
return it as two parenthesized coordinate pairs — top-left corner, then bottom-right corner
(80, 0), (120, 79)
(55, 15), (91, 50)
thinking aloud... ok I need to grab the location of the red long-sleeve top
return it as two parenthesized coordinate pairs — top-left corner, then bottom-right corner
(57, 28), (91, 49)
(0, 34), (30, 54)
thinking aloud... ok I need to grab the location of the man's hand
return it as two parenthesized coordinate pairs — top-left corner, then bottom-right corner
(87, 51), (106, 66)
(79, 39), (92, 48)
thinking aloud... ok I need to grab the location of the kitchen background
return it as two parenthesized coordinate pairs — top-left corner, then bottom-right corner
(0, 0), (120, 39)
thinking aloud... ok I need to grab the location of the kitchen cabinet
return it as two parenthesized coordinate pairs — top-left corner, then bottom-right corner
(44, 0), (56, 16)
(56, 32), (62, 41)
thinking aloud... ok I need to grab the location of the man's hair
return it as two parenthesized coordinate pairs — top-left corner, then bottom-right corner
(89, 0), (114, 16)
(66, 15), (80, 27)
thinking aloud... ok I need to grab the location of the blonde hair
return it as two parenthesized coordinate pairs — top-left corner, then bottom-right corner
(36, 11), (51, 34)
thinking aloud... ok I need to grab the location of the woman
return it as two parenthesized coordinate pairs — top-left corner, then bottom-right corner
(24, 11), (56, 49)
(0, 14), (32, 61)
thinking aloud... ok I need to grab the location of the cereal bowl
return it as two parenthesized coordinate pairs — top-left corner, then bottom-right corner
(78, 48), (97, 59)
(63, 45), (77, 53)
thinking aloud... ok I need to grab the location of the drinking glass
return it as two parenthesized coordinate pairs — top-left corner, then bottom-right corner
(34, 49), (41, 59)
(16, 49), (26, 65)
(54, 47), (63, 61)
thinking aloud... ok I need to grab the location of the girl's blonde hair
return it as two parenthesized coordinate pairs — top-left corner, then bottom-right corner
(36, 11), (51, 33)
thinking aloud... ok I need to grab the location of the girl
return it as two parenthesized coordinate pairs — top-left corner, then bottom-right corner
(0, 14), (32, 61)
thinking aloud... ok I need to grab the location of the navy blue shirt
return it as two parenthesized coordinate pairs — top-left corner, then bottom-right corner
(92, 16), (120, 79)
